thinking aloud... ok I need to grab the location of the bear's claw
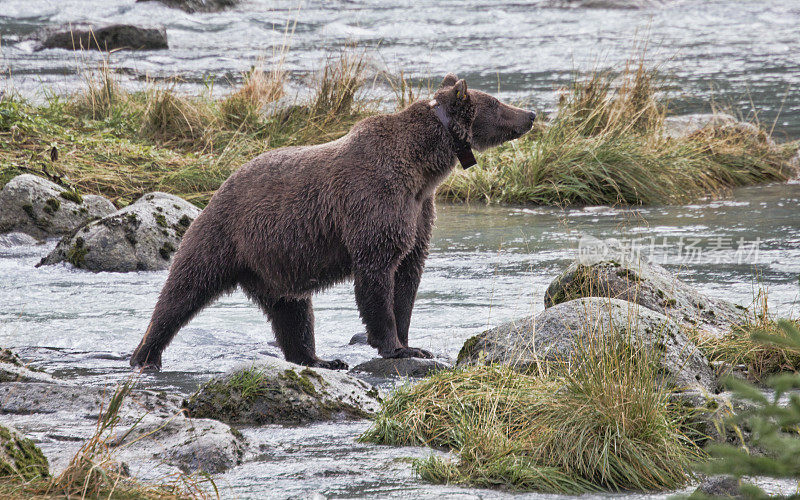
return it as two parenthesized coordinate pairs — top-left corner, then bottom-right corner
(382, 347), (433, 359)
(309, 358), (349, 370)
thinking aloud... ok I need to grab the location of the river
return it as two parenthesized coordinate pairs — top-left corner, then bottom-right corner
(1, 0), (800, 138)
(1, 0), (800, 497)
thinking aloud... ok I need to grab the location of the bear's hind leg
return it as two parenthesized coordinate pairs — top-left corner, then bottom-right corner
(242, 281), (347, 370)
(131, 251), (235, 370)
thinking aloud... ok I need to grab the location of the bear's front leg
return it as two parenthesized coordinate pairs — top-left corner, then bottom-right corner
(354, 266), (432, 359)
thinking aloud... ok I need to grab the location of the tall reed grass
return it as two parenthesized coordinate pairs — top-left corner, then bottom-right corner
(361, 322), (700, 493)
(0, 46), (371, 207)
(692, 287), (800, 382)
(1, 48), (795, 208)
(439, 56), (796, 205)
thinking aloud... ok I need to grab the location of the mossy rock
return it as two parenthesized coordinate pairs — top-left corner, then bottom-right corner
(38, 192), (199, 272)
(185, 359), (381, 425)
(0, 424), (49, 481)
(0, 174), (115, 239)
(0, 348), (56, 383)
(458, 297), (717, 393)
(545, 237), (747, 337)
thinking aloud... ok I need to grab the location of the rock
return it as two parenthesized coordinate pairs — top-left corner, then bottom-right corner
(112, 414), (246, 474)
(0, 424), (49, 480)
(0, 382), (245, 474)
(544, 238), (746, 337)
(664, 113), (777, 150)
(136, 0), (239, 13)
(350, 358), (451, 378)
(38, 192), (200, 272)
(0, 383), (180, 418)
(0, 175), (115, 239)
(0, 232), (39, 247)
(671, 390), (735, 446)
(35, 24), (168, 51)
(458, 297), (716, 392)
(691, 476), (744, 499)
(185, 359), (381, 425)
(789, 149), (800, 177)
(349, 332), (368, 345)
(0, 348), (58, 383)
(664, 113), (738, 139)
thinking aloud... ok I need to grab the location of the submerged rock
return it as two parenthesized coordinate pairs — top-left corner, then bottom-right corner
(691, 476), (744, 499)
(350, 358), (450, 378)
(112, 415), (246, 474)
(458, 297), (716, 392)
(544, 238), (746, 336)
(39, 192), (200, 272)
(0, 174), (115, 239)
(136, 0), (239, 13)
(0, 348), (58, 383)
(0, 382), (244, 474)
(349, 332), (368, 345)
(0, 232), (39, 247)
(664, 113), (737, 139)
(185, 359), (381, 425)
(35, 24), (168, 51)
(0, 424), (49, 480)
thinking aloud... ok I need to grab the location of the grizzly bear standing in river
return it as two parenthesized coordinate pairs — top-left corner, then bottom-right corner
(131, 74), (535, 370)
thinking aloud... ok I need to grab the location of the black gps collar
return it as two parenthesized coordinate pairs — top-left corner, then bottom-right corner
(430, 99), (477, 169)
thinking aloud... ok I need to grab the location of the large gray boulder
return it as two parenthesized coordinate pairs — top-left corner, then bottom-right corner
(39, 192), (200, 272)
(458, 297), (716, 392)
(136, 0), (239, 13)
(544, 238), (746, 337)
(112, 415), (246, 474)
(0, 424), (49, 480)
(0, 175), (115, 239)
(185, 358), (382, 425)
(35, 24), (168, 51)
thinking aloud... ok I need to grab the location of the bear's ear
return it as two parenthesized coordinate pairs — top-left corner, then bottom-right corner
(440, 73), (458, 88)
(453, 79), (468, 101)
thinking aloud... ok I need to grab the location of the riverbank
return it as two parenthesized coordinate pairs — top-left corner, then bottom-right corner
(2, 52), (797, 208)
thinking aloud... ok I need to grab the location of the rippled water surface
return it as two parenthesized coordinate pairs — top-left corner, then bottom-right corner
(2, 181), (800, 498)
(2, 1), (800, 497)
(2, 0), (800, 137)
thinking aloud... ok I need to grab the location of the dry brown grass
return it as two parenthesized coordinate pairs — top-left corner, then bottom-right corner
(0, 381), (216, 500)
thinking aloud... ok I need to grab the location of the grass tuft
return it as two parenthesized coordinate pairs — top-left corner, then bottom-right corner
(1, 47), (795, 209)
(439, 54), (795, 206)
(692, 289), (800, 382)
(361, 327), (700, 493)
(0, 380), (216, 499)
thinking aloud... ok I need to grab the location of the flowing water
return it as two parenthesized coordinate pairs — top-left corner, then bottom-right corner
(2, 181), (800, 498)
(1, 0), (800, 498)
(2, 0), (800, 137)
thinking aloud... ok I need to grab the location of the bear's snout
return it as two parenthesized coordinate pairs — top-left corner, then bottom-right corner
(528, 110), (537, 123)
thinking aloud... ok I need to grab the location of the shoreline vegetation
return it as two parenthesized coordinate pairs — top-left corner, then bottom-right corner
(360, 329), (701, 493)
(1, 49), (797, 209)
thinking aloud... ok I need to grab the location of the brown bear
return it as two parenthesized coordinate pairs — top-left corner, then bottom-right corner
(130, 74), (535, 371)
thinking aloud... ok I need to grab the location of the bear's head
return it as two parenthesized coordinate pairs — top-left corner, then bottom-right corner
(437, 73), (536, 152)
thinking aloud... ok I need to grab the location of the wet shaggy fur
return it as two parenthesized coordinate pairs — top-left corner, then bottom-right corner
(131, 74), (535, 370)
